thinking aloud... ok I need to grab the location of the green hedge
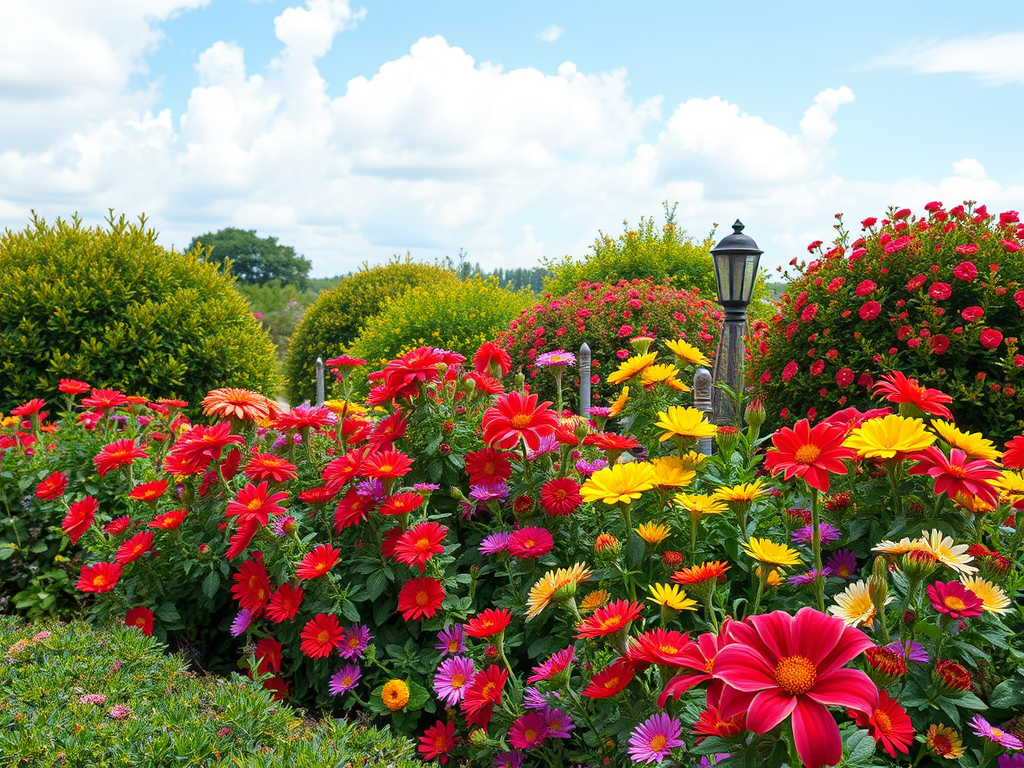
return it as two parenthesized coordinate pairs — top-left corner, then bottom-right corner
(0, 618), (416, 767)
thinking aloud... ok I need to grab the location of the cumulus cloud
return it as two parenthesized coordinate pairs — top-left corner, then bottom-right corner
(537, 24), (564, 43)
(872, 33), (1024, 85)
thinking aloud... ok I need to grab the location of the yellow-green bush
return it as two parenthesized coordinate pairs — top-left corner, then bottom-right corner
(284, 258), (457, 403)
(345, 277), (535, 391)
(0, 214), (277, 410)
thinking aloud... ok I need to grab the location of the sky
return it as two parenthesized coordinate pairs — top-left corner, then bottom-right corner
(1, 1), (1022, 278)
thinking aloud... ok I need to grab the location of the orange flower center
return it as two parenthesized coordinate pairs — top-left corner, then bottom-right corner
(602, 676), (620, 689)
(341, 675), (353, 686)
(553, 489), (567, 500)
(659, 643), (681, 654)
(794, 444), (822, 463)
(377, 463), (394, 473)
(525, 729), (537, 741)
(450, 674), (466, 689)
(93, 575), (109, 587)
(317, 630), (331, 644)
(874, 709), (892, 732)
(510, 414), (532, 428)
(481, 682), (497, 699)
(704, 659), (714, 674)
(247, 498), (263, 510)
(773, 655), (817, 695)
(435, 734), (448, 749)
(650, 735), (668, 751)
(447, 640), (460, 652)
(944, 596), (966, 611)
(416, 590), (429, 606)
(484, 461), (496, 474)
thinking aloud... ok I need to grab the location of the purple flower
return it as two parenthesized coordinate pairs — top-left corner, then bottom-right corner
(787, 568), (833, 585)
(970, 714), (1023, 749)
(884, 640), (929, 664)
(328, 664), (361, 695)
(459, 500), (491, 522)
(355, 478), (386, 502)
(338, 624), (372, 659)
(230, 609), (252, 637)
(493, 751), (524, 768)
(435, 625), (466, 656)
(413, 483), (440, 492)
(543, 707), (574, 739)
(523, 686), (548, 710)
(575, 458), (607, 476)
(270, 515), (295, 536)
(629, 713), (684, 764)
(999, 756), (1024, 768)
(470, 481), (508, 503)
(479, 532), (511, 555)
(535, 350), (576, 368)
(825, 549), (857, 579)
(527, 434), (560, 460)
(79, 693), (106, 705)
(434, 656), (474, 707)
(586, 406), (612, 418)
(791, 523), (841, 546)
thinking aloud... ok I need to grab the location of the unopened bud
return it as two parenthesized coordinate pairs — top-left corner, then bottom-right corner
(744, 398), (766, 429)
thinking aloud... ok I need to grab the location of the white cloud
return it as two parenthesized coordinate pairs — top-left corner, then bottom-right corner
(537, 24), (563, 43)
(872, 33), (1024, 85)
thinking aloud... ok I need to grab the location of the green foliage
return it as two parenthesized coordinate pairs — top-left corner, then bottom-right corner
(285, 258), (458, 404)
(189, 227), (313, 288)
(749, 202), (1024, 440)
(0, 213), (278, 411)
(0, 618), (416, 767)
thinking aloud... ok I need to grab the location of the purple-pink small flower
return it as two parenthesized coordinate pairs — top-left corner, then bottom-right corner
(434, 656), (474, 707)
(586, 406), (612, 418)
(535, 350), (576, 368)
(270, 515), (296, 536)
(328, 664), (361, 696)
(791, 523), (841, 546)
(435, 624), (466, 656)
(470, 481), (508, 503)
(884, 640), (929, 663)
(575, 458), (607, 477)
(230, 609), (252, 638)
(628, 713), (684, 764)
(33, 631), (51, 640)
(217, 726), (233, 737)
(413, 483), (440, 493)
(337, 624), (371, 659)
(78, 694), (107, 705)
(970, 714), (1023, 749)
(479, 531), (511, 555)
(107, 705), (132, 720)
(523, 687), (548, 710)
(543, 706), (574, 738)
(355, 478), (386, 502)
(508, 712), (549, 748)
(493, 751), (524, 768)
(787, 568), (833, 586)
(825, 549), (857, 579)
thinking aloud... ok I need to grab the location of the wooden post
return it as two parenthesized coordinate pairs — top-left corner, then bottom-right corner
(694, 366), (714, 455)
(315, 357), (325, 407)
(578, 342), (592, 416)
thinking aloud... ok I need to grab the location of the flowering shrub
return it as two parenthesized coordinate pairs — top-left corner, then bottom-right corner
(498, 279), (720, 408)
(750, 202), (1024, 440)
(4, 346), (1024, 768)
(0, 213), (277, 412)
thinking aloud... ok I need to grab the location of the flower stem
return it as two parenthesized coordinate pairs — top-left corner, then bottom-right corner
(751, 567), (769, 615)
(810, 486), (824, 612)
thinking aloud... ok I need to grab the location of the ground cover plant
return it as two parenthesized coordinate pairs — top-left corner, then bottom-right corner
(750, 201), (1024, 442)
(0, 617), (416, 767)
(3, 336), (1024, 768)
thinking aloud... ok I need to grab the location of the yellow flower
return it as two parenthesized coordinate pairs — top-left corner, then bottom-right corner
(665, 339), (711, 366)
(959, 575), (1011, 614)
(664, 377), (692, 393)
(872, 537), (921, 556)
(844, 415), (935, 459)
(580, 463), (657, 505)
(930, 420), (1001, 462)
(648, 583), (698, 612)
(926, 724), (965, 760)
(754, 566), (783, 587)
(640, 363), (680, 386)
(525, 563), (592, 619)
(712, 480), (767, 506)
(0, 415), (19, 428)
(323, 399), (368, 417)
(579, 589), (609, 613)
(607, 353), (659, 385)
(637, 521), (671, 545)
(951, 492), (995, 516)
(917, 528), (977, 575)
(381, 679), (410, 711)
(994, 471), (1024, 507)
(742, 537), (802, 568)
(655, 406), (717, 442)
(607, 387), (630, 418)
(677, 451), (707, 471)
(649, 456), (696, 489)
(673, 493), (727, 517)
(829, 580), (892, 627)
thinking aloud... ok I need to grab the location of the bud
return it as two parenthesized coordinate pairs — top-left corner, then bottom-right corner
(932, 659), (972, 697)
(629, 335), (655, 355)
(512, 495), (535, 517)
(867, 556), (889, 617)
(449, 486), (468, 502)
(825, 492), (851, 512)
(785, 507), (812, 528)
(468, 729), (489, 748)
(574, 418), (591, 444)
(714, 425), (739, 457)
(902, 610), (917, 627)
(661, 550), (683, 567)
(863, 646), (908, 686)
(901, 548), (939, 581)
(513, 372), (526, 393)
(552, 581), (578, 604)
(594, 533), (621, 561)
(744, 398), (766, 430)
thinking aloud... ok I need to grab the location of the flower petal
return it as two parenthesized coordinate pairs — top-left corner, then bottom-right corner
(745, 689), (798, 733)
(747, 610), (794, 662)
(790, 607), (844, 665)
(712, 646), (776, 692)
(807, 668), (878, 713)
(792, 698), (842, 768)
(816, 624), (875, 676)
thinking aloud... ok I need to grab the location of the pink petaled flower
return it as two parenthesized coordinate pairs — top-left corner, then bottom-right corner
(854, 280), (876, 296)
(107, 705), (132, 720)
(507, 527), (554, 559)
(929, 282), (952, 300)
(434, 655), (474, 707)
(927, 581), (984, 620)
(969, 714), (1023, 749)
(908, 447), (1001, 507)
(713, 608), (878, 768)
(527, 647), (575, 684)
(782, 361), (798, 382)
(328, 664), (362, 696)
(79, 693), (107, 705)
(859, 301), (881, 321)
(628, 713), (685, 764)
(955, 243), (979, 255)
(980, 328), (1003, 349)
(509, 712), (550, 749)
(961, 306), (984, 322)
(953, 260), (978, 281)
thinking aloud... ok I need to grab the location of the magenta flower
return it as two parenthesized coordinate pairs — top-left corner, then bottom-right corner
(791, 523), (841, 546)
(970, 715), (1023, 749)
(230, 609), (252, 637)
(825, 550), (857, 580)
(535, 350), (576, 368)
(527, 647), (574, 684)
(493, 751), (524, 768)
(337, 624), (371, 659)
(328, 664), (361, 695)
(884, 640), (929, 664)
(628, 713), (684, 764)
(479, 532), (511, 556)
(542, 707), (574, 739)
(508, 712), (549, 749)
(435, 624), (466, 656)
(434, 656), (474, 707)
(470, 481), (509, 503)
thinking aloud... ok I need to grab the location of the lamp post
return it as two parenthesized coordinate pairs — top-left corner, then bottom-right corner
(710, 220), (762, 425)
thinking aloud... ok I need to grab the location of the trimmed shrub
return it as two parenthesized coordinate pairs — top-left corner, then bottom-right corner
(749, 202), (1024, 439)
(0, 214), (277, 410)
(498, 279), (721, 408)
(0, 618), (416, 767)
(285, 258), (457, 404)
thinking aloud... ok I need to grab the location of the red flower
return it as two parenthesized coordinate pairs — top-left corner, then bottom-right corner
(782, 361), (798, 382)
(582, 657), (636, 698)
(361, 450), (413, 480)
(849, 690), (914, 757)
(62, 496), (98, 544)
(81, 388), (129, 411)
(859, 301), (881, 321)
(244, 453), (298, 483)
(465, 608), (512, 639)
(165, 422), (243, 472)
(929, 335), (950, 354)
(928, 282), (951, 300)
(980, 328), (1003, 349)
(115, 531), (154, 564)
(378, 492), (424, 516)
(908, 447), (1001, 507)
(419, 720), (459, 765)
(583, 432), (640, 452)
(540, 477), (582, 516)
(11, 398), (45, 417)
(226, 482), (288, 527)
(835, 368), (854, 388)
(473, 341), (512, 377)
(464, 447), (513, 485)
(105, 516), (131, 534)
(575, 599), (644, 639)
(397, 577), (446, 621)
(36, 471), (68, 500)
(333, 488), (375, 531)
(368, 412), (408, 451)
(854, 280), (876, 296)
(254, 637), (283, 675)
(273, 404), (334, 432)
(129, 480), (167, 503)
(507, 527), (554, 559)
(381, 525), (405, 558)
(231, 558), (272, 617)
(627, 628), (693, 668)
(461, 664), (508, 727)
(94, 439), (148, 478)
(299, 613), (344, 658)
(58, 379), (90, 395)
(713, 608), (877, 768)
(266, 582), (304, 623)
(77, 561), (123, 593)
(149, 509), (187, 530)
(322, 448), (367, 491)
(873, 371), (953, 420)
(764, 419), (854, 493)
(394, 522), (448, 573)
(926, 581), (984, 620)
(481, 391), (558, 451)
(125, 607), (154, 636)
(1003, 435), (1024, 469)
(297, 486), (334, 508)
(296, 544), (341, 579)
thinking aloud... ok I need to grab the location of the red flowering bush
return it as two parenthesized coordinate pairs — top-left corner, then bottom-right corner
(498, 278), (720, 408)
(750, 202), (1024, 439)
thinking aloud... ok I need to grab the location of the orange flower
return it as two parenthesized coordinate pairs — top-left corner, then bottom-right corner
(672, 561), (730, 586)
(575, 599), (643, 638)
(201, 387), (278, 423)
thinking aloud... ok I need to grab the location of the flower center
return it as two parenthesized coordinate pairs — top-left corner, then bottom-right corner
(704, 659), (714, 674)
(773, 655), (817, 695)
(416, 590), (429, 606)
(932, 736), (951, 754)
(650, 735), (668, 752)
(450, 674), (466, 689)
(510, 414), (532, 428)
(317, 630), (330, 644)
(945, 596), (965, 611)
(341, 676), (352, 686)
(481, 682), (496, 699)
(794, 444), (822, 463)
(525, 729), (537, 741)
(603, 676), (620, 689)
(484, 461), (496, 474)
(874, 710), (892, 732)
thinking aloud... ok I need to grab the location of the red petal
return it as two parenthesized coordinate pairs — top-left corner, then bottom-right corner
(790, 607), (844, 665)
(713, 646), (776, 692)
(816, 623), (875, 677)
(745, 689), (797, 733)
(808, 668), (878, 713)
(792, 699), (842, 768)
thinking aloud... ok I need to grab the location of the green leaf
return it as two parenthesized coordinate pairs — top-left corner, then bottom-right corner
(406, 680), (429, 711)
(339, 599), (360, 623)
(990, 677), (1024, 709)
(365, 571), (386, 601)
(624, 532), (645, 568)
(954, 691), (988, 710)
(201, 571), (220, 600)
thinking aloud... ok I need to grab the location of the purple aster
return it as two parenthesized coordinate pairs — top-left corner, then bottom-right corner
(328, 664), (361, 695)
(493, 751), (524, 768)
(435, 624), (466, 656)
(413, 483), (440, 492)
(527, 434), (560, 460)
(999, 756), (1024, 768)
(459, 500), (491, 522)
(543, 707), (574, 739)
(470, 481), (509, 503)
(825, 549), (857, 580)
(479, 531), (511, 555)
(586, 406), (612, 418)
(355, 478), (386, 502)
(523, 686), (548, 710)
(434, 656), (474, 707)
(229, 609), (252, 637)
(970, 715), (1023, 749)
(629, 713), (684, 764)
(337, 624), (371, 659)
(787, 568), (833, 585)
(535, 350), (576, 368)
(575, 458), (607, 477)
(270, 515), (295, 536)
(884, 640), (929, 663)
(791, 523), (841, 546)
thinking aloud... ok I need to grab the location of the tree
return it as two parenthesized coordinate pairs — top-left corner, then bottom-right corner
(188, 228), (312, 288)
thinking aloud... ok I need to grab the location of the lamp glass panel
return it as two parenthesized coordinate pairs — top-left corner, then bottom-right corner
(741, 254), (759, 303)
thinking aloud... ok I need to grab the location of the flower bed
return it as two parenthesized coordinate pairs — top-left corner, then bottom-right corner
(2, 346), (1023, 768)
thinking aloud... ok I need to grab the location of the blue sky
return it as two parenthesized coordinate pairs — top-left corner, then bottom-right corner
(1, 0), (1021, 276)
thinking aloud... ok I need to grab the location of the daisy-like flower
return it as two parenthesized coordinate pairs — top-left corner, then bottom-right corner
(607, 352), (659, 385)
(397, 577), (445, 622)
(742, 537), (802, 569)
(884, 640), (929, 664)
(201, 388), (278, 423)
(479, 531), (512, 555)
(917, 529), (977, 574)
(465, 608), (512, 639)
(329, 664), (361, 696)
(994, 470), (1024, 509)
(128, 480), (167, 504)
(579, 589), (609, 613)
(125, 607), (154, 637)
(582, 657), (636, 698)
(149, 509), (187, 530)
(493, 751), (524, 768)
(265, 582), (304, 623)
(627, 628), (694, 667)
(418, 720), (459, 766)
(639, 362), (681, 386)
(338, 624), (372, 659)
(927, 581), (984, 620)
(229, 608), (252, 637)
(764, 419), (855, 493)
(574, 599), (643, 639)
(665, 339), (710, 366)
(672, 561), (730, 586)
(115, 531), (154, 565)
(507, 527), (554, 559)
(969, 715), (1024, 750)
(608, 386), (629, 417)
(539, 477), (582, 516)
(648, 456), (696, 489)
(712, 480), (767, 507)
(62, 496), (98, 544)
(77, 561), (123, 593)
(244, 453), (298, 483)
(226, 482), (288, 527)
(673, 493), (727, 519)
(1004, 435), (1024, 469)
(394, 521), (448, 573)
(542, 706), (574, 739)
(791, 523), (841, 546)
(381, 678), (411, 711)
(825, 549), (857, 579)
(849, 690), (915, 758)
(830, 580), (891, 627)
(959, 575), (1011, 614)
(655, 406), (717, 442)
(909, 447), (1001, 507)
(296, 544), (341, 579)
(231, 558), (272, 616)
(525, 563), (592, 619)
(628, 713), (685, 765)
(81, 387), (129, 412)
(461, 665), (508, 727)
(580, 462), (656, 505)
(435, 625), (466, 656)
(926, 724), (965, 760)
(637, 522), (671, 545)
(362, 449), (413, 480)
(300, 613), (344, 658)
(434, 656), (474, 707)
(535, 349), (576, 368)
(648, 583), (697, 612)
(844, 415), (935, 460)
(94, 439), (148, 478)
(873, 371), (954, 419)
(509, 712), (549, 749)
(527, 647), (574, 684)
(930, 420), (1001, 461)
(481, 391), (558, 451)
(35, 471), (68, 501)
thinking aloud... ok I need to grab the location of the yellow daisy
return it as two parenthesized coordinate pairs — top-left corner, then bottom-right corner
(844, 415), (935, 459)
(664, 377), (692, 393)
(608, 386), (629, 417)
(640, 363), (680, 386)
(930, 420), (1001, 462)
(649, 456), (696, 489)
(926, 725), (965, 760)
(677, 451), (707, 471)
(754, 566), (783, 587)
(580, 462), (657, 505)
(712, 480), (767, 506)
(959, 575), (1011, 614)
(665, 339), (711, 366)
(994, 471), (1024, 507)
(917, 528), (977, 575)
(323, 399), (368, 417)
(637, 521), (671, 545)
(655, 406), (717, 442)
(607, 353), (659, 385)
(829, 580), (892, 627)
(525, 563), (593, 619)
(648, 583), (698, 612)
(742, 537), (802, 568)
(673, 493), (727, 517)
(579, 589), (609, 613)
